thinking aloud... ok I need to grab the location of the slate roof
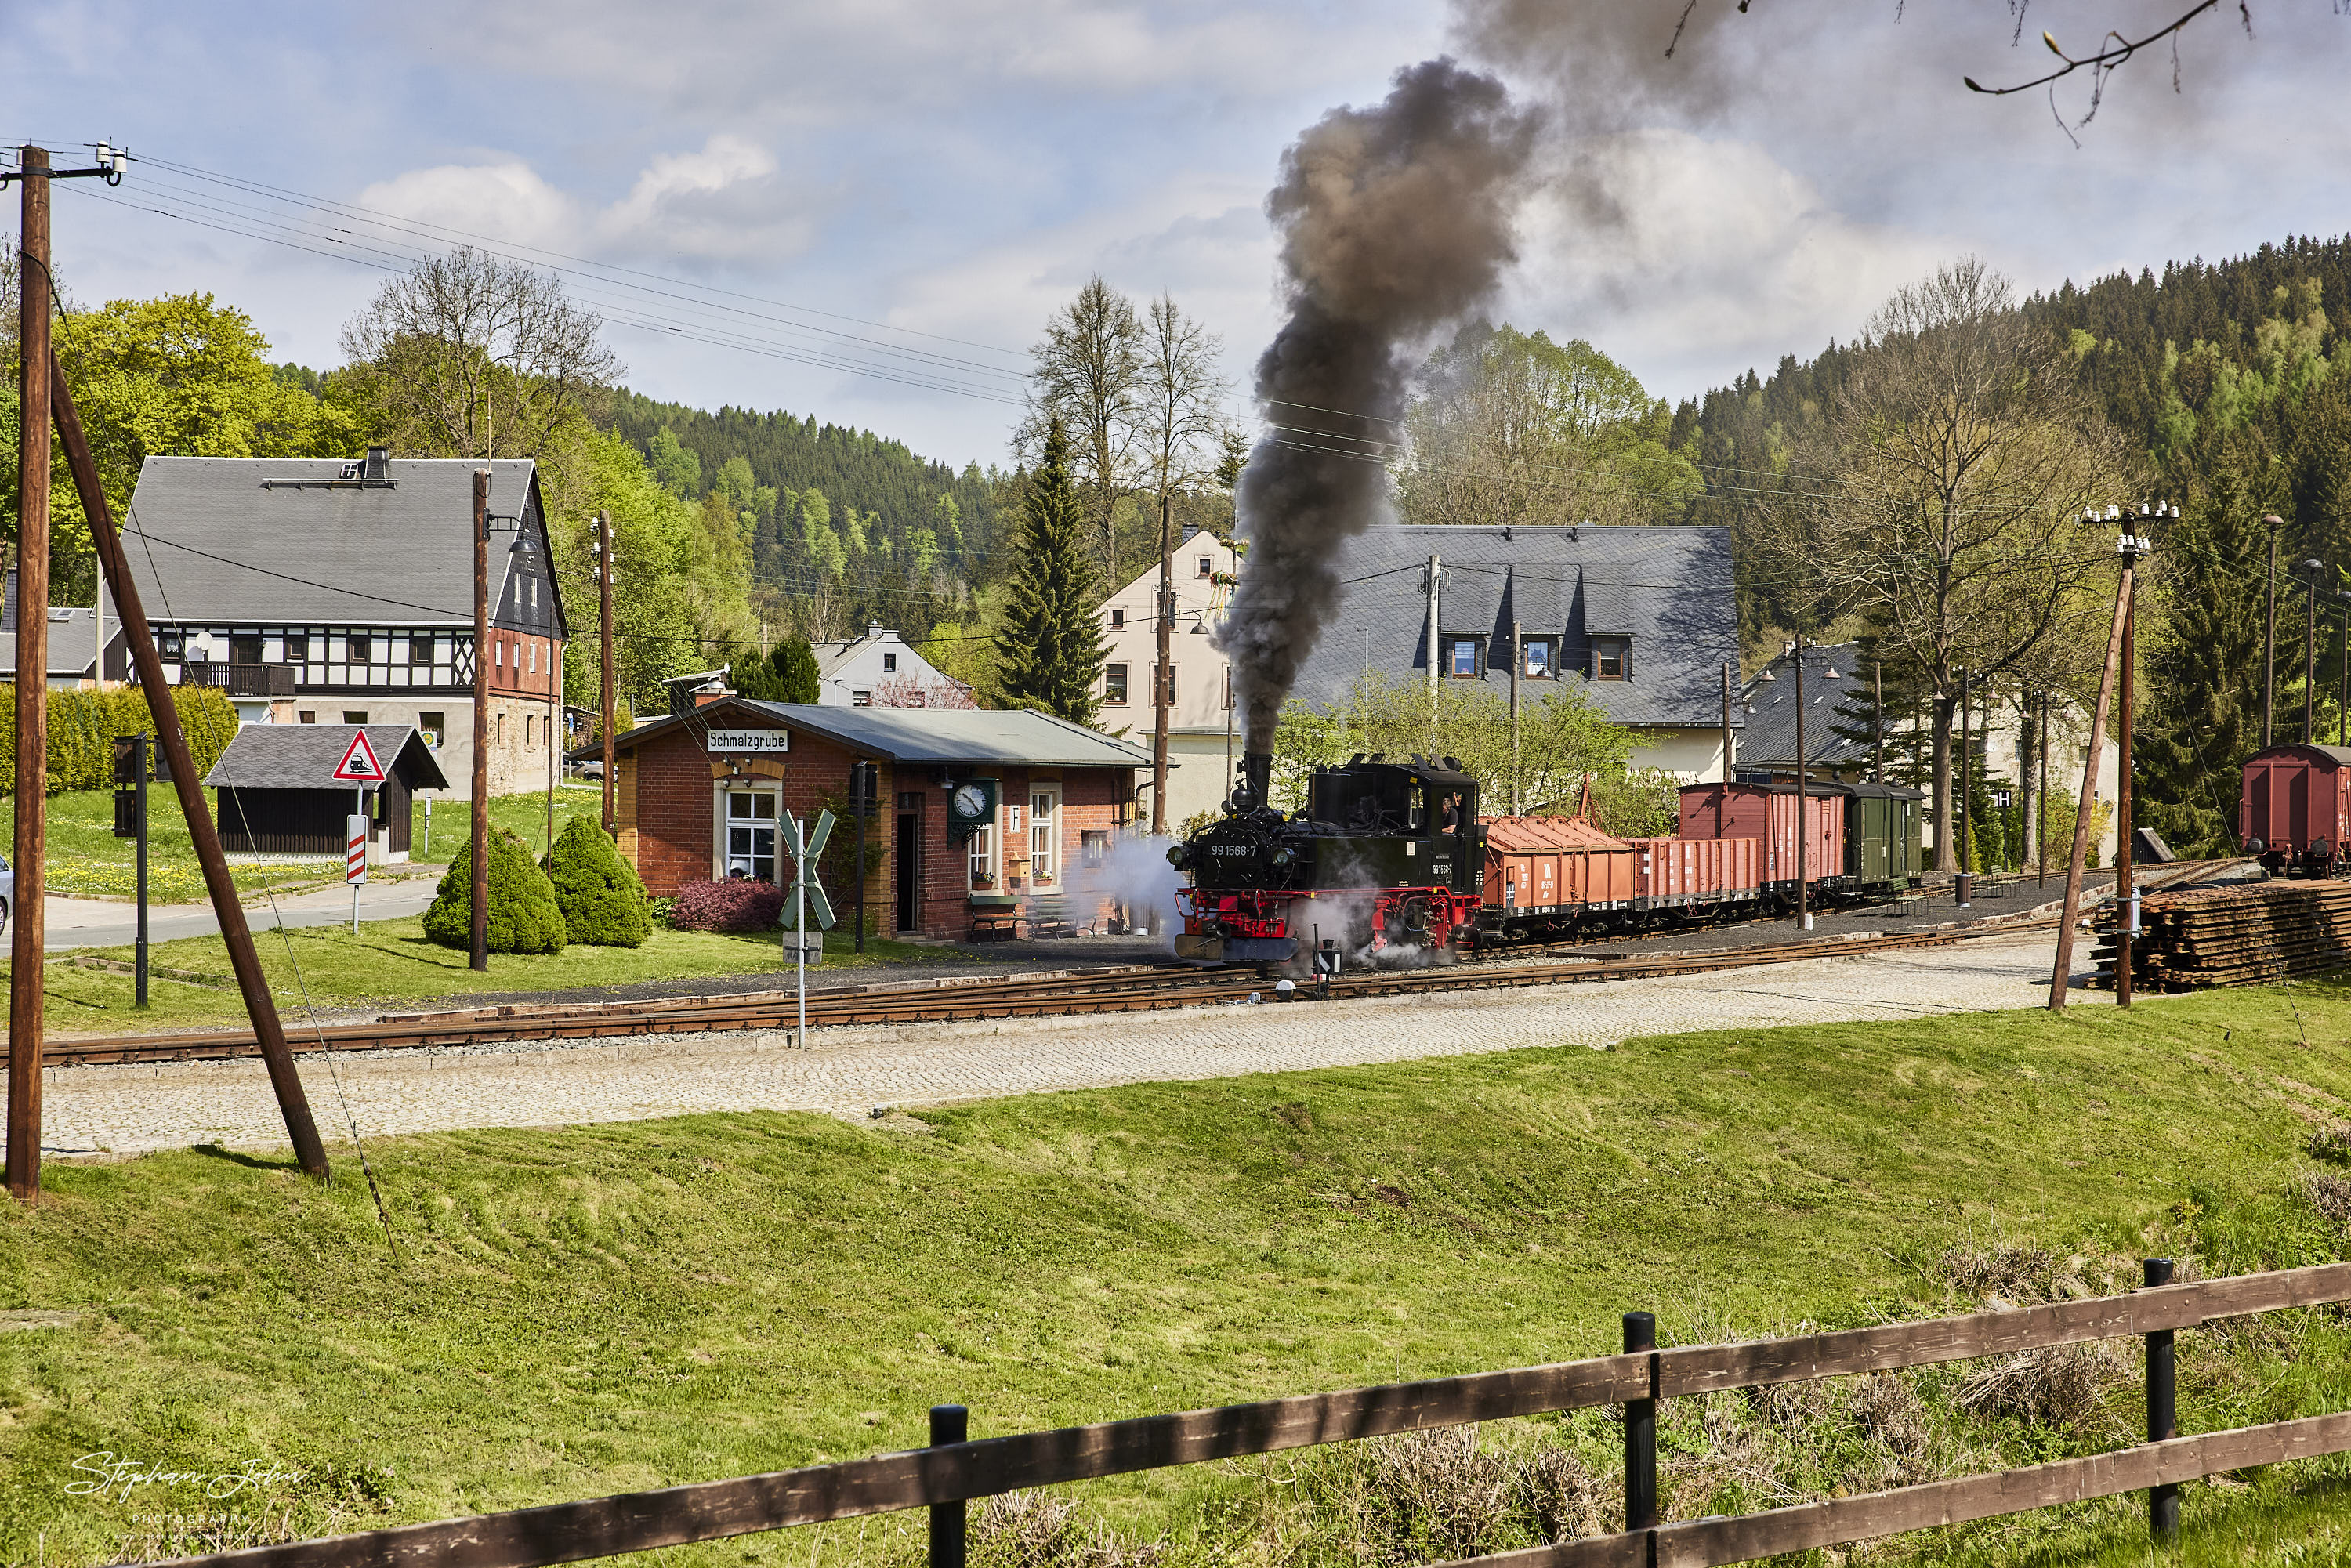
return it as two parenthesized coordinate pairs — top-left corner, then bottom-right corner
(600, 697), (1152, 770)
(203, 724), (451, 792)
(1736, 642), (1878, 770)
(0, 607), (125, 680)
(1286, 523), (1740, 729)
(118, 456), (563, 635)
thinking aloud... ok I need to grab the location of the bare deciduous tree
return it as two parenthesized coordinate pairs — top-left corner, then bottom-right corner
(1132, 294), (1230, 830)
(339, 246), (619, 459)
(1751, 258), (2132, 868)
(1022, 276), (1143, 580)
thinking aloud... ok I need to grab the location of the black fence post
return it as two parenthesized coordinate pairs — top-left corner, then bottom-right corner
(2144, 1258), (2179, 1540)
(1624, 1310), (1657, 1533)
(929, 1403), (968, 1568)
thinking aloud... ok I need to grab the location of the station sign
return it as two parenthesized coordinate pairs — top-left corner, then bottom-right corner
(707, 730), (790, 753)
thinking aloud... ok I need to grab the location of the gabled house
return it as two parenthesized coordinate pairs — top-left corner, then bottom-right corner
(810, 625), (969, 708)
(1286, 523), (1741, 780)
(1094, 527), (1244, 827)
(116, 447), (567, 795)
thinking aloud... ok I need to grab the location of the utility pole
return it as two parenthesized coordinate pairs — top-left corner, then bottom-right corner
(595, 511), (617, 835)
(1425, 553), (1440, 754)
(471, 469), (491, 972)
(2017, 692), (2034, 883)
(2264, 517), (2280, 749)
(55, 346), (328, 1179)
(1150, 496), (1173, 835)
(1509, 619), (1523, 814)
(2112, 509), (2164, 1006)
(7, 146), (53, 1203)
(2037, 690), (2050, 889)
(1721, 661), (1734, 784)
(1872, 661), (1884, 783)
(1795, 638), (1810, 932)
(1955, 666), (1972, 907)
(2051, 509), (2148, 1011)
(2338, 590), (2349, 747)
(2306, 558), (2323, 745)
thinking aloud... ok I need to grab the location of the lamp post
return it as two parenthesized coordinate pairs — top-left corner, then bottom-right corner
(2262, 516), (2281, 748)
(2338, 588), (2350, 748)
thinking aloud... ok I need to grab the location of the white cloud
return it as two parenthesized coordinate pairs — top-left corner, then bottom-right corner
(1505, 130), (1959, 400)
(354, 135), (810, 266)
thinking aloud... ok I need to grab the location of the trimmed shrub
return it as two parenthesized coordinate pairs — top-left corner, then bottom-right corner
(422, 828), (568, 954)
(540, 816), (652, 947)
(0, 683), (239, 796)
(669, 878), (785, 933)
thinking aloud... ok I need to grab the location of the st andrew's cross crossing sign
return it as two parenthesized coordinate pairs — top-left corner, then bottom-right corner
(332, 730), (386, 784)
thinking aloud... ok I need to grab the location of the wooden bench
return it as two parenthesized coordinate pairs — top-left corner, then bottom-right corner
(967, 894), (1020, 941)
(1023, 896), (1077, 939)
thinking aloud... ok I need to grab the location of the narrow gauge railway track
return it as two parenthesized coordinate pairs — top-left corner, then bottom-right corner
(42, 860), (2241, 1071)
(49, 926), (1984, 1069)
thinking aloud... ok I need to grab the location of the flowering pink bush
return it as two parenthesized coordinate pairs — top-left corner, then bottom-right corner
(668, 878), (785, 932)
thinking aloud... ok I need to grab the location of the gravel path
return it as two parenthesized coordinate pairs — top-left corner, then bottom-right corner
(37, 931), (2101, 1158)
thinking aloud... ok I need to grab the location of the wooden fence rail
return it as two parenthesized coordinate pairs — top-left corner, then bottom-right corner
(143, 1262), (2351, 1568)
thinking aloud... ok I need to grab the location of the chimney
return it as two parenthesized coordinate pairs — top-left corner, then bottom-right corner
(1180, 523), (1201, 544)
(364, 444), (389, 480)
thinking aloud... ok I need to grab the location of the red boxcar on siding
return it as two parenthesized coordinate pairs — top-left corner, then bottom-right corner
(1675, 783), (1845, 893)
(2241, 744), (2351, 876)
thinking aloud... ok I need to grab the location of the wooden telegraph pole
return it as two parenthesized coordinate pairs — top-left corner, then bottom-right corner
(2050, 509), (2145, 1011)
(596, 511), (617, 835)
(7, 147), (53, 1202)
(471, 469), (491, 972)
(53, 355), (330, 1179)
(1150, 496), (1172, 835)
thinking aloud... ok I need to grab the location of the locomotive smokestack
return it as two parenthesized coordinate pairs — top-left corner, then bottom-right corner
(1215, 60), (1540, 756)
(1241, 751), (1273, 813)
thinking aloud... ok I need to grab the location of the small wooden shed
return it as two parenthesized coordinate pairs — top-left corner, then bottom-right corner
(205, 724), (449, 862)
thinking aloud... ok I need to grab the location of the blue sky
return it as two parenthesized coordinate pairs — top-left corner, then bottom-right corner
(6, 1), (2346, 470)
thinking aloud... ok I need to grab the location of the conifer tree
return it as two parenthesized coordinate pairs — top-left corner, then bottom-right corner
(994, 419), (1109, 726)
(770, 637), (821, 703)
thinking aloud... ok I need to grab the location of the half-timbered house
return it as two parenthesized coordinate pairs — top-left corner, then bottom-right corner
(116, 447), (567, 795)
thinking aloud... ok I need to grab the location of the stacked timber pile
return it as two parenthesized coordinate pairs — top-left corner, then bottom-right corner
(2092, 881), (2351, 991)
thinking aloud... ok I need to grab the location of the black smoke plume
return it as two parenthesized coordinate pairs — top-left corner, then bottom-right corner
(1219, 59), (1541, 754)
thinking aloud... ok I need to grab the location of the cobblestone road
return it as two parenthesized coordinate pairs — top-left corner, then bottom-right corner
(39, 932), (2089, 1157)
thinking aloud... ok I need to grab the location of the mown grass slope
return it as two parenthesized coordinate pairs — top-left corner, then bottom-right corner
(3, 983), (2349, 1565)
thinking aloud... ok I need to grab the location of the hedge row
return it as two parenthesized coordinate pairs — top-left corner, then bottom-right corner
(0, 683), (240, 796)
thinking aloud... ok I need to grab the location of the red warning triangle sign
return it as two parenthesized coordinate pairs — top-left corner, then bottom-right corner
(332, 728), (387, 783)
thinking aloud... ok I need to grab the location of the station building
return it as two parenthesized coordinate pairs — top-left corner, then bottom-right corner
(600, 697), (1150, 940)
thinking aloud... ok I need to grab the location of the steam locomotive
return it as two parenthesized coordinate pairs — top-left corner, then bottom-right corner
(1168, 750), (1924, 972)
(1168, 751), (1485, 969)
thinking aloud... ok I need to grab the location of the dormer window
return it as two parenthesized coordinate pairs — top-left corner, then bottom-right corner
(1447, 637), (1480, 679)
(1594, 638), (1630, 680)
(1523, 639), (1553, 679)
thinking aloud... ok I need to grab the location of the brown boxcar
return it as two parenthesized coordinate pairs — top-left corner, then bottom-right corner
(1629, 834), (1762, 905)
(1481, 814), (1639, 915)
(2241, 744), (2351, 859)
(1676, 782), (1845, 893)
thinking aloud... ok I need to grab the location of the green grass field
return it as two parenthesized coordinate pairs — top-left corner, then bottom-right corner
(0, 787), (598, 903)
(6, 983), (2351, 1563)
(33, 917), (961, 1031)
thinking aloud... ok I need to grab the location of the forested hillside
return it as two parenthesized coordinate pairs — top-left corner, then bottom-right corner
(607, 391), (1009, 644)
(1680, 234), (2351, 854)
